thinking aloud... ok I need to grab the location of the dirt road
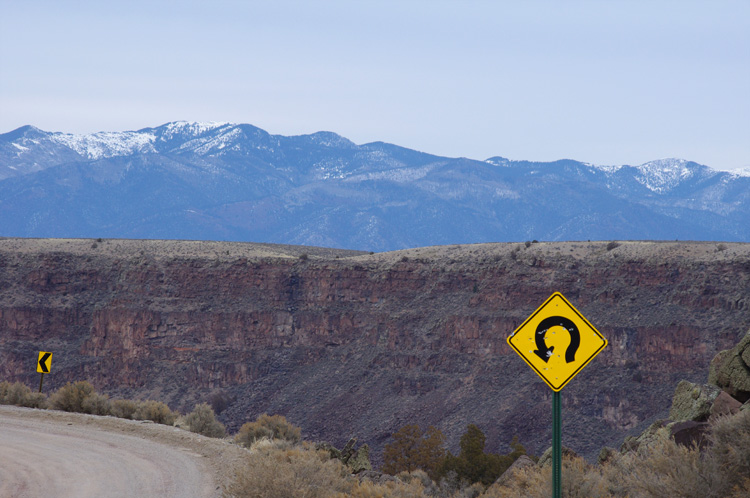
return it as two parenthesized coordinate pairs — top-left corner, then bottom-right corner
(0, 405), (246, 497)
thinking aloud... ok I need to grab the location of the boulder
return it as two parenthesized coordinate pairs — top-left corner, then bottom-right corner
(710, 391), (743, 419)
(669, 380), (721, 422)
(347, 444), (372, 473)
(537, 446), (578, 467)
(357, 470), (399, 485)
(340, 438), (357, 463)
(315, 441), (341, 460)
(620, 420), (670, 453)
(667, 420), (709, 450)
(494, 455), (536, 487)
(315, 437), (371, 474)
(597, 446), (617, 465)
(708, 331), (750, 403)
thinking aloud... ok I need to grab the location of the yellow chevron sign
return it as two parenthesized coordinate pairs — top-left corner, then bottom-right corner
(37, 351), (52, 374)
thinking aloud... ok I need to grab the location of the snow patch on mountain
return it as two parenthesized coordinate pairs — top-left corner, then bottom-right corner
(159, 121), (232, 140)
(590, 163), (624, 174)
(633, 158), (695, 193)
(314, 158), (349, 180)
(177, 126), (243, 155)
(484, 157), (511, 167)
(50, 131), (157, 160)
(729, 168), (750, 178)
(11, 143), (30, 155)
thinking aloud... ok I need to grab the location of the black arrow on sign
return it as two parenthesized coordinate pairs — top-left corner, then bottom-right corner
(38, 352), (51, 373)
(533, 316), (581, 364)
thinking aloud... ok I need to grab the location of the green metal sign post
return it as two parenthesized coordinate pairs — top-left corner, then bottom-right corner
(553, 391), (561, 498)
(507, 293), (607, 498)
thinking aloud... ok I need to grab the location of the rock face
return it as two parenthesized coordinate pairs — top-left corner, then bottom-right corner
(494, 454), (535, 486)
(317, 438), (372, 473)
(708, 332), (750, 402)
(621, 329), (750, 454)
(537, 446), (579, 468)
(669, 381), (720, 422)
(1, 238), (750, 463)
(709, 391), (742, 419)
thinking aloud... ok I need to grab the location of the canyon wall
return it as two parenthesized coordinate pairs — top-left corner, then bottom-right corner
(1, 238), (749, 462)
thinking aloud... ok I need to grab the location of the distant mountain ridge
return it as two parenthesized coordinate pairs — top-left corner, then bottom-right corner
(1, 122), (748, 251)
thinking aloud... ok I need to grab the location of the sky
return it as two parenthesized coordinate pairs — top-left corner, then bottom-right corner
(1, 1), (748, 171)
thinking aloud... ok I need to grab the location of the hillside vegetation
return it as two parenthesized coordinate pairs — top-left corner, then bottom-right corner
(3, 329), (750, 497)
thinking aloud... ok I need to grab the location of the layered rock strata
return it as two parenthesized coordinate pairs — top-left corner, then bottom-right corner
(1, 238), (749, 462)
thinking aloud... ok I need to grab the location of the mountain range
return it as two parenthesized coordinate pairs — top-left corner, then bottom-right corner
(1, 122), (748, 251)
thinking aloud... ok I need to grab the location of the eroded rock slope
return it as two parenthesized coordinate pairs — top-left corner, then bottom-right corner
(1, 238), (749, 461)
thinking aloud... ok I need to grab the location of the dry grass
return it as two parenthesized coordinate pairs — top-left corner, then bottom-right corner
(487, 409), (750, 498)
(341, 479), (428, 498)
(225, 443), (436, 498)
(224, 445), (348, 498)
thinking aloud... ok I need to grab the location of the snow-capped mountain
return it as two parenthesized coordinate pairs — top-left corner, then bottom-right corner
(0, 122), (748, 250)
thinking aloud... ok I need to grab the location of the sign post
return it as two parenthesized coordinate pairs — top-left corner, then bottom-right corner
(507, 293), (606, 498)
(37, 351), (52, 393)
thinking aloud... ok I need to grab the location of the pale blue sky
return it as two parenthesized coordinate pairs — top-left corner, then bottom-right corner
(1, 1), (748, 171)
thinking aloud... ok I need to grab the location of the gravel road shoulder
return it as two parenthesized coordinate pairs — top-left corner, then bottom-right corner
(0, 405), (247, 497)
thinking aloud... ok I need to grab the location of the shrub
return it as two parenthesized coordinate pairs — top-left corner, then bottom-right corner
(49, 381), (96, 413)
(343, 478), (427, 498)
(82, 392), (111, 415)
(225, 446), (347, 498)
(184, 402), (226, 438)
(707, 408), (750, 493)
(133, 400), (177, 425)
(438, 424), (511, 486)
(484, 455), (609, 498)
(488, 409), (750, 498)
(606, 241), (620, 251)
(623, 437), (722, 498)
(235, 414), (301, 447)
(383, 424), (446, 480)
(209, 390), (232, 414)
(0, 381), (47, 408)
(110, 399), (139, 419)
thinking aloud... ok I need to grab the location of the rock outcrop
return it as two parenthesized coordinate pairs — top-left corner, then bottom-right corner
(708, 331), (750, 402)
(537, 446), (579, 467)
(494, 454), (536, 487)
(1, 238), (749, 463)
(621, 329), (750, 454)
(669, 381), (720, 422)
(317, 438), (372, 473)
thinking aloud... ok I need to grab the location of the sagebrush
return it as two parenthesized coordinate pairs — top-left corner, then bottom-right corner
(184, 402), (226, 438)
(235, 413), (301, 447)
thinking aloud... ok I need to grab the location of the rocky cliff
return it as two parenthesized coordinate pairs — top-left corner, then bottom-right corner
(1, 238), (749, 462)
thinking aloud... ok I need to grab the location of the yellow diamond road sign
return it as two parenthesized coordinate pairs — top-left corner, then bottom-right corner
(507, 292), (606, 391)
